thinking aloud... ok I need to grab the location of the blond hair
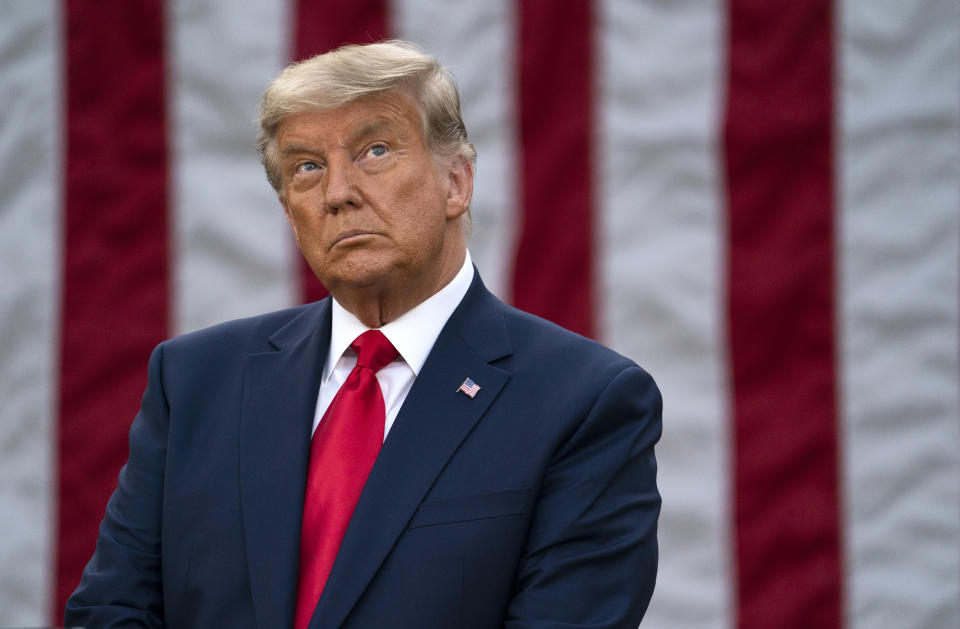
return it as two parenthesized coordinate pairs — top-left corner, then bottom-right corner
(257, 40), (476, 195)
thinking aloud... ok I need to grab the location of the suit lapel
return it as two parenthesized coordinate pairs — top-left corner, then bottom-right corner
(240, 301), (331, 629)
(309, 276), (513, 629)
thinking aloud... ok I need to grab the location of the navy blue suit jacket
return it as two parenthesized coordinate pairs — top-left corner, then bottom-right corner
(65, 273), (662, 628)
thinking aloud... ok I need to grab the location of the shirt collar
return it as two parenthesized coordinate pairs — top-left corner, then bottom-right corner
(324, 250), (475, 380)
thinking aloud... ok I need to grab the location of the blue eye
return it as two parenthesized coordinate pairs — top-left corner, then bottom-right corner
(296, 161), (319, 173)
(367, 145), (387, 157)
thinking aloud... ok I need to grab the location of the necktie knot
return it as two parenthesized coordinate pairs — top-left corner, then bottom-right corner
(351, 329), (398, 373)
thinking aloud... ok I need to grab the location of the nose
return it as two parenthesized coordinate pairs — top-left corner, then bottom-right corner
(323, 156), (362, 213)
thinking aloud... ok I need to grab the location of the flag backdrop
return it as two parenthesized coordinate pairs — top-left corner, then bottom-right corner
(1, 1), (958, 627)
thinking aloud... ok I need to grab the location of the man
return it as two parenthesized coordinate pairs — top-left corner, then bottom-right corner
(65, 40), (662, 629)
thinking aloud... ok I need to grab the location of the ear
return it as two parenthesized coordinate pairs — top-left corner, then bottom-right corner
(444, 157), (474, 220)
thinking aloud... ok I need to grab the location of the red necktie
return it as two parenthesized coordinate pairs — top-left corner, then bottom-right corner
(294, 330), (398, 629)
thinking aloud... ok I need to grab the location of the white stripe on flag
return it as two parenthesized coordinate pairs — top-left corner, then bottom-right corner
(596, 2), (731, 627)
(393, 0), (519, 301)
(838, 1), (960, 627)
(0, 1), (61, 624)
(169, 0), (297, 335)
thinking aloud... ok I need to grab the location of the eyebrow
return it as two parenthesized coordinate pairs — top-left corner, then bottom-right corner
(279, 143), (321, 157)
(346, 120), (393, 145)
(278, 119), (395, 159)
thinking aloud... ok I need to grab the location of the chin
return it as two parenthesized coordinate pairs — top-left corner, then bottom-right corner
(320, 258), (399, 291)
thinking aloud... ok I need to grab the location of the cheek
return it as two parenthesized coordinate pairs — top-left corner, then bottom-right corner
(280, 201), (298, 231)
(390, 198), (447, 248)
(388, 176), (447, 225)
(284, 204), (328, 253)
(285, 196), (322, 230)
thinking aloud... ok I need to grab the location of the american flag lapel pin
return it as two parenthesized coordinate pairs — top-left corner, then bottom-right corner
(457, 377), (481, 398)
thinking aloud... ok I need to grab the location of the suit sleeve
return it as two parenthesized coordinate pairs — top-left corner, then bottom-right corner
(506, 365), (662, 629)
(64, 342), (170, 628)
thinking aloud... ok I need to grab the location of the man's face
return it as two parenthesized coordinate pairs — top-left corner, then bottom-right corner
(276, 92), (471, 303)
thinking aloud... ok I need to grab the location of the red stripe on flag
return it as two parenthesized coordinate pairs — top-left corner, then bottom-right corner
(58, 0), (169, 620)
(513, 0), (595, 337)
(292, 0), (390, 304)
(724, 2), (842, 627)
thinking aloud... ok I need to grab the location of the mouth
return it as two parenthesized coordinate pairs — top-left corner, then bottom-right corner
(331, 229), (379, 249)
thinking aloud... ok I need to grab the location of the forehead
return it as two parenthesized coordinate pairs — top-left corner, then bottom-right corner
(277, 92), (424, 149)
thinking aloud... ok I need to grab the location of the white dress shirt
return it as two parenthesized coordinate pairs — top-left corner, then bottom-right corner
(312, 250), (475, 439)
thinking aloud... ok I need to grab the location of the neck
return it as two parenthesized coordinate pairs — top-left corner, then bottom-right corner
(333, 246), (466, 328)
